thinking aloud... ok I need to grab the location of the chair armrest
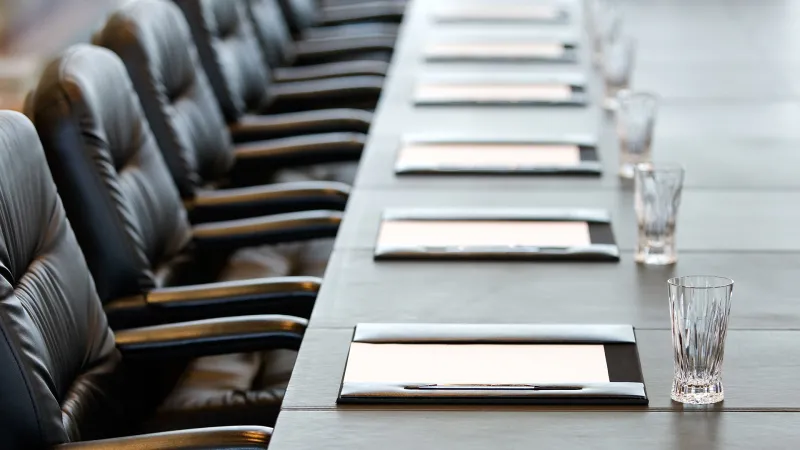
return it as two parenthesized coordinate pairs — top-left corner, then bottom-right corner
(233, 132), (364, 169)
(295, 36), (395, 60)
(264, 76), (383, 113)
(273, 60), (389, 82)
(192, 210), (342, 250)
(105, 277), (321, 327)
(53, 426), (272, 449)
(115, 315), (307, 359)
(229, 109), (371, 142)
(319, 1), (405, 25)
(189, 181), (350, 222)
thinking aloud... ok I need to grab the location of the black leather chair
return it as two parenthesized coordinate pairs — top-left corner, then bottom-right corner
(0, 109), (300, 447)
(94, 0), (363, 189)
(27, 44), (337, 329)
(175, 0), (384, 114)
(247, 0), (392, 81)
(279, 0), (403, 41)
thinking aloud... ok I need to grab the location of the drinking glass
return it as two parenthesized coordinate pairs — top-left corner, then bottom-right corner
(634, 163), (684, 265)
(616, 91), (658, 178)
(668, 276), (734, 405)
(589, 0), (623, 66)
(602, 36), (636, 110)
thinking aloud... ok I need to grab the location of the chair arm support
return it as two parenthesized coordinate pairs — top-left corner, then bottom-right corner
(53, 426), (272, 449)
(115, 315), (307, 359)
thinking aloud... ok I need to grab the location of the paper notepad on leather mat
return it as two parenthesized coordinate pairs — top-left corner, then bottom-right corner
(415, 82), (573, 102)
(435, 5), (564, 21)
(343, 343), (610, 384)
(377, 220), (592, 248)
(426, 42), (567, 59)
(397, 143), (581, 168)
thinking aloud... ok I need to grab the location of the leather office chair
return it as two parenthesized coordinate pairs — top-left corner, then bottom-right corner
(247, 0), (392, 81)
(95, 0), (365, 185)
(279, 0), (402, 41)
(321, 0), (407, 8)
(175, 0), (384, 113)
(0, 109), (300, 447)
(27, 44), (337, 329)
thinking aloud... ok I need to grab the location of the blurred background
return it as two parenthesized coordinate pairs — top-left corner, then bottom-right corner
(0, 0), (121, 110)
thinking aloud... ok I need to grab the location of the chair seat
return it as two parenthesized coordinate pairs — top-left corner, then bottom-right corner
(144, 349), (297, 431)
(220, 238), (335, 281)
(143, 235), (332, 433)
(273, 162), (358, 185)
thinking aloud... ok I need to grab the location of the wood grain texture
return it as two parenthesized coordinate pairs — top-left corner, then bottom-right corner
(334, 189), (800, 252)
(272, 410), (800, 450)
(283, 329), (800, 411)
(312, 250), (800, 329)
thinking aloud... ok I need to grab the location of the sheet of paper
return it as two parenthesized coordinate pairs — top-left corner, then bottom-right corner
(377, 220), (591, 248)
(415, 83), (572, 102)
(344, 343), (610, 384)
(436, 5), (561, 21)
(426, 42), (565, 59)
(398, 143), (581, 167)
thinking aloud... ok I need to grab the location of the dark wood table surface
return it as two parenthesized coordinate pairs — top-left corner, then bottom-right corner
(270, 0), (800, 447)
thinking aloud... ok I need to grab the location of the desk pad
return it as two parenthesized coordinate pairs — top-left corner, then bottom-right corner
(338, 323), (647, 405)
(414, 82), (586, 106)
(374, 208), (620, 261)
(425, 42), (577, 63)
(434, 5), (569, 23)
(394, 141), (601, 175)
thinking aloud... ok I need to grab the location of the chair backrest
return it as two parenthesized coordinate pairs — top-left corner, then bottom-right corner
(247, 0), (297, 67)
(278, 0), (317, 34)
(0, 111), (121, 448)
(26, 44), (193, 303)
(93, 0), (234, 198)
(175, 0), (274, 121)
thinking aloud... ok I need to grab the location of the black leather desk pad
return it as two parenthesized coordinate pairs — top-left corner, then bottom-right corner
(424, 41), (578, 63)
(374, 208), (619, 261)
(394, 138), (601, 176)
(413, 81), (587, 106)
(338, 323), (647, 405)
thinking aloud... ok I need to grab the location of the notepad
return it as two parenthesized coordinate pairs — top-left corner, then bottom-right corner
(377, 220), (592, 248)
(426, 42), (566, 59)
(436, 5), (562, 21)
(343, 343), (611, 384)
(415, 83), (573, 103)
(397, 143), (582, 168)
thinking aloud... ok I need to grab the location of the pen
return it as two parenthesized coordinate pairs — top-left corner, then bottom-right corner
(403, 384), (583, 391)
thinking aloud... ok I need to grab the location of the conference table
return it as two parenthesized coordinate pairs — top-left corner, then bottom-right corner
(270, 0), (800, 448)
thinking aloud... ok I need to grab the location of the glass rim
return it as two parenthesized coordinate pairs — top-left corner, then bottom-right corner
(667, 275), (734, 289)
(634, 162), (685, 174)
(617, 90), (659, 102)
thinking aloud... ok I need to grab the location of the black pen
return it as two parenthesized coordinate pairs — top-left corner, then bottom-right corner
(404, 384), (583, 391)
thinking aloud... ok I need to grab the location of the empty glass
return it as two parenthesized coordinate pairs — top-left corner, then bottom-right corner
(668, 276), (734, 405)
(634, 164), (684, 265)
(616, 92), (658, 178)
(602, 36), (636, 110)
(589, 0), (623, 66)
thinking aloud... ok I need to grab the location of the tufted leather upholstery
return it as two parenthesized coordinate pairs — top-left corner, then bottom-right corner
(93, 0), (233, 199)
(0, 110), (123, 447)
(95, 0), (366, 188)
(247, 0), (393, 76)
(27, 45), (192, 304)
(0, 118), (303, 444)
(278, 0), (401, 41)
(175, 0), (384, 117)
(27, 44), (335, 324)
